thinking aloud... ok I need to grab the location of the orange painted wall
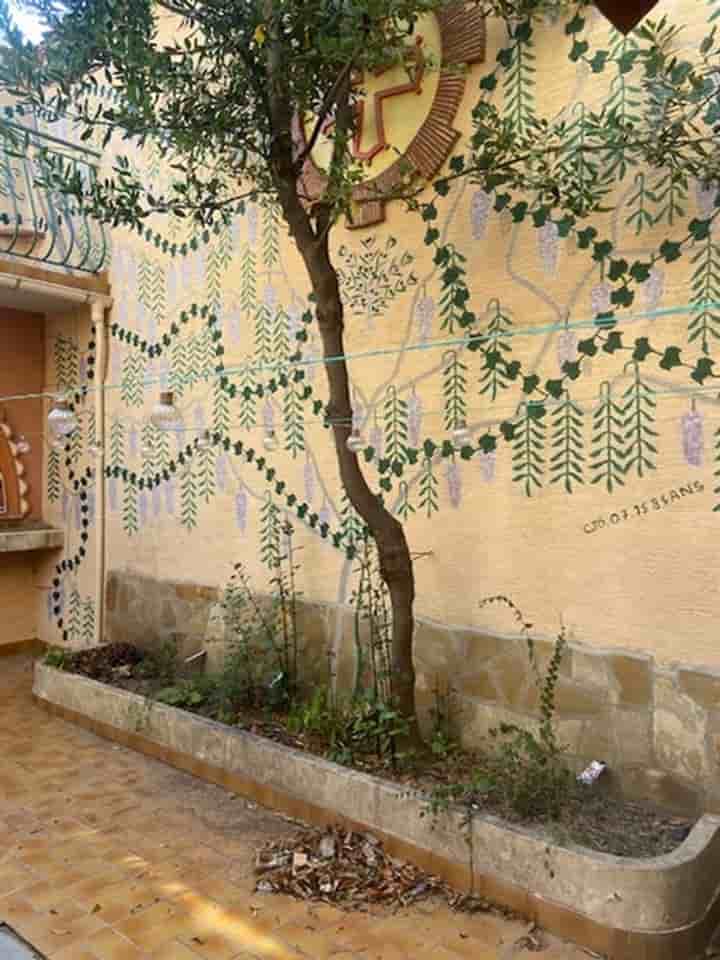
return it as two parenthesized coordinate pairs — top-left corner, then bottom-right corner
(0, 308), (45, 520)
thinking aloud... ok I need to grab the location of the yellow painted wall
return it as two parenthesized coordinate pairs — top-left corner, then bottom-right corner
(36, 0), (720, 674)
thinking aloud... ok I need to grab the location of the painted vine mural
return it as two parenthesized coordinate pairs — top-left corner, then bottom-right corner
(31, 1), (720, 655)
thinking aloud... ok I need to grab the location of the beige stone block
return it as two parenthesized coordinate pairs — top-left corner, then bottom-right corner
(458, 629), (507, 669)
(413, 620), (464, 681)
(571, 648), (609, 690)
(678, 667), (720, 710)
(608, 653), (653, 707)
(654, 675), (708, 781)
(458, 669), (499, 702)
(553, 678), (606, 715)
(490, 652), (530, 709)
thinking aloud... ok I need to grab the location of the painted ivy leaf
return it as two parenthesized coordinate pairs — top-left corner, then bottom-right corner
(689, 217), (712, 242)
(660, 239), (682, 262)
(545, 379), (565, 399)
(479, 434), (497, 453)
(578, 338), (598, 357)
(562, 360), (581, 379)
(602, 331), (623, 353)
(500, 421), (516, 441)
(608, 258), (628, 282)
(659, 346), (683, 370)
(691, 357), (715, 383)
(633, 337), (652, 361)
(565, 13), (585, 34)
(577, 226), (597, 249)
(523, 374), (540, 394)
(590, 50), (609, 72)
(592, 240), (613, 262)
(569, 39), (589, 61)
(611, 286), (634, 308)
(379, 477), (392, 492)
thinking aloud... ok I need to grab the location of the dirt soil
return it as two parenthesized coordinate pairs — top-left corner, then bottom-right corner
(60, 642), (696, 861)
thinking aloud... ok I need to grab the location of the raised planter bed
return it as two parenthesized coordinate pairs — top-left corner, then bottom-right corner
(33, 662), (720, 959)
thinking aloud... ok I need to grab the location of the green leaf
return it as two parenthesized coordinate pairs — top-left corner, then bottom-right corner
(691, 357), (714, 383)
(659, 346), (682, 370)
(545, 379), (564, 399)
(500, 421), (515, 442)
(561, 361), (581, 380)
(632, 337), (652, 362)
(608, 258), (628, 282)
(522, 374), (540, 394)
(689, 218), (712, 242)
(578, 338), (598, 357)
(630, 261), (651, 283)
(660, 239), (682, 263)
(602, 331), (623, 353)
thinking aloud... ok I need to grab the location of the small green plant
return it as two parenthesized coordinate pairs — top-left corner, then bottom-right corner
(136, 638), (178, 687)
(476, 596), (572, 820)
(155, 674), (215, 709)
(429, 678), (457, 761)
(44, 646), (68, 669)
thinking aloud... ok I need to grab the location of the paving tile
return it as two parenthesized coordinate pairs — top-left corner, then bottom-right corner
(0, 657), (591, 960)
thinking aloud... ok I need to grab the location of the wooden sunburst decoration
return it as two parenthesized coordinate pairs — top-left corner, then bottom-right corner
(296, 1), (486, 229)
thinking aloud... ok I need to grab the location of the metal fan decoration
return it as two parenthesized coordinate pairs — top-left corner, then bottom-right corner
(594, 0), (660, 33)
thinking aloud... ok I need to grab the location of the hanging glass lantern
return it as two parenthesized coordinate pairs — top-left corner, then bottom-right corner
(346, 426), (364, 453)
(48, 396), (78, 438)
(452, 419), (471, 450)
(150, 391), (183, 432)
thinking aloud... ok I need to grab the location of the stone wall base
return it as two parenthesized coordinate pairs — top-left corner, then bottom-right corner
(105, 569), (720, 815)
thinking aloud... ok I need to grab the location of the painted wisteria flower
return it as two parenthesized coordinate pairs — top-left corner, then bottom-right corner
(537, 220), (560, 276)
(62, 490), (70, 521)
(415, 294), (435, 342)
(470, 189), (492, 241)
(79, 356), (88, 386)
(247, 203), (259, 248)
(138, 489), (148, 527)
(235, 488), (248, 533)
(164, 477), (176, 515)
(643, 267), (665, 313)
(369, 422), (384, 459)
(590, 281), (612, 316)
(408, 387), (423, 448)
(352, 391), (365, 432)
(263, 284), (278, 311)
(128, 424), (138, 459)
(478, 450), (496, 483)
(194, 404), (206, 432)
(215, 453), (228, 492)
(108, 476), (118, 512)
(262, 398), (275, 433)
(88, 489), (96, 526)
(166, 262), (180, 312)
(446, 459), (462, 508)
(556, 328), (578, 370)
(681, 405), (704, 467)
(74, 496), (82, 531)
(303, 455), (316, 504)
(695, 179), (718, 219)
(151, 483), (162, 517)
(157, 360), (170, 389)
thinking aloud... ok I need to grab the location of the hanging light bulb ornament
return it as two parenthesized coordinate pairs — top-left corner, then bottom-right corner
(263, 428), (278, 452)
(150, 391), (183, 433)
(346, 428), (364, 454)
(452, 419), (471, 450)
(15, 435), (31, 455)
(48, 396), (78, 439)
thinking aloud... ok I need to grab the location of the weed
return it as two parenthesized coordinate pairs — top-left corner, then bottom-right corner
(44, 646), (68, 669)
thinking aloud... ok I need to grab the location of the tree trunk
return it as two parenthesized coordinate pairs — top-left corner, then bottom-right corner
(264, 35), (419, 737)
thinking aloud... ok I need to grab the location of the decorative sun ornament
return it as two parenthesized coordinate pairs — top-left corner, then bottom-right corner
(296, 2), (486, 228)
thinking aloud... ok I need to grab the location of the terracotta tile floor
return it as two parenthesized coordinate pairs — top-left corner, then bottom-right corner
(0, 656), (593, 959)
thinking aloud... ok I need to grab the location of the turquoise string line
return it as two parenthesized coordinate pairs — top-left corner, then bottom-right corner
(1, 298), (719, 405)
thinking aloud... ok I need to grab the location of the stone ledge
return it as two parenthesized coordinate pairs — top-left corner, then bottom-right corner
(0, 527), (64, 553)
(33, 662), (720, 960)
